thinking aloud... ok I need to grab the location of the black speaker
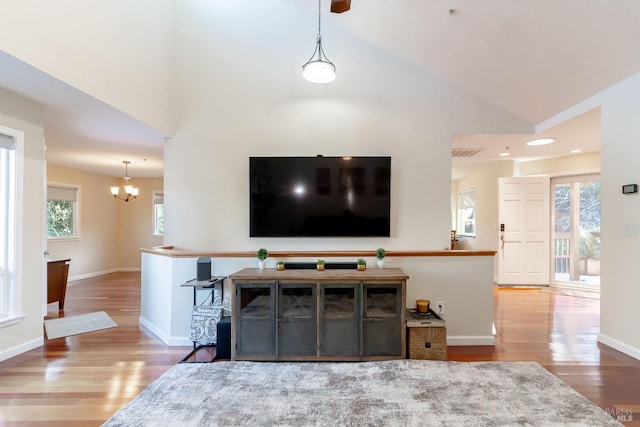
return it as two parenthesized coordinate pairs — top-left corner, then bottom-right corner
(196, 257), (211, 281)
(216, 317), (231, 359)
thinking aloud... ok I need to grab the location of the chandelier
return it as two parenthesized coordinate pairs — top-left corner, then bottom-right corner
(110, 160), (139, 202)
(302, 0), (335, 83)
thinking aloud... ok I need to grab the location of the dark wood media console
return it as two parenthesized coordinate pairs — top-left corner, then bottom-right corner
(229, 268), (408, 361)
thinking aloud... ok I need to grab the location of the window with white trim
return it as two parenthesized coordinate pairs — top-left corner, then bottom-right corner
(0, 130), (20, 324)
(47, 184), (80, 239)
(153, 191), (164, 236)
(458, 189), (476, 236)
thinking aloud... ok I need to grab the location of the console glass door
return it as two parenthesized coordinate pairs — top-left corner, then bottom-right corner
(362, 283), (401, 356)
(236, 283), (276, 356)
(320, 284), (359, 356)
(279, 283), (316, 356)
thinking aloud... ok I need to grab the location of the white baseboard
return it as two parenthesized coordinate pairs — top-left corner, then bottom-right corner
(68, 268), (141, 282)
(447, 335), (496, 346)
(598, 333), (640, 361)
(139, 316), (191, 347)
(0, 337), (43, 363)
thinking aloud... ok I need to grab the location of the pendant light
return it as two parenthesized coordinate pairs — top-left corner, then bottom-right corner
(302, 0), (336, 83)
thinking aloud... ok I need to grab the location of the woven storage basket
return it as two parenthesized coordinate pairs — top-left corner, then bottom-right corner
(408, 326), (447, 360)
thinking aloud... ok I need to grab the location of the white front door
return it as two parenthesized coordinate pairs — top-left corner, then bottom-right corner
(498, 177), (550, 285)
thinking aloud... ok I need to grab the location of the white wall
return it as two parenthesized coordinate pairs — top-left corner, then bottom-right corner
(164, 1), (532, 253)
(47, 164), (163, 278)
(598, 75), (640, 359)
(141, 253), (495, 346)
(0, 0), (175, 134)
(454, 160), (514, 252)
(0, 0), (531, 255)
(114, 177), (164, 270)
(0, 88), (45, 362)
(47, 165), (119, 278)
(538, 73), (640, 359)
(517, 152), (601, 177)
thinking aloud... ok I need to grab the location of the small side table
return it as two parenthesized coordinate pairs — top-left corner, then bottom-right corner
(181, 276), (227, 351)
(406, 309), (447, 360)
(181, 276), (227, 306)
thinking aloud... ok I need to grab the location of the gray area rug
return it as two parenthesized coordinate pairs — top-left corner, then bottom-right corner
(103, 360), (620, 427)
(44, 311), (117, 340)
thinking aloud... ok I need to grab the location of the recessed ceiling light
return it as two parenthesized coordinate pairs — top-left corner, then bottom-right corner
(526, 138), (555, 146)
(569, 149), (582, 154)
(499, 152), (510, 157)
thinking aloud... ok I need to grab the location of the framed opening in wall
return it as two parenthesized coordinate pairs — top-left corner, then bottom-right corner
(458, 189), (476, 236)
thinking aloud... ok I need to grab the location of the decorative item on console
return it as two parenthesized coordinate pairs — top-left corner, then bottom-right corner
(276, 261), (285, 271)
(317, 259), (325, 271)
(376, 248), (386, 268)
(416, 299), (430, 313)
(256, 248), (268, 269)
(357, 258), (366, 271)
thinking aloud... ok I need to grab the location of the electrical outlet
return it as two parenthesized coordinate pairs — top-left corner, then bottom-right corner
(436, 301), (445, 315)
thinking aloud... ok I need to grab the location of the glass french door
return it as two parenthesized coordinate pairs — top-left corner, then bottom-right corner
(551, 174), (601, 290)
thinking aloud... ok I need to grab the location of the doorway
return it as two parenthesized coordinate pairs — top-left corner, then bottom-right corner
(551, 174), (601, 291)
(497, 177), (550, 285)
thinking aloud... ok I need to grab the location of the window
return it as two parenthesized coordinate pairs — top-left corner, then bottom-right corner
(47, 184), (80, 239)
(153, 191), (164, 236)
(0, 128), (23, 325)
(458, 189), (476, 236)
(552, 174), (601, 286)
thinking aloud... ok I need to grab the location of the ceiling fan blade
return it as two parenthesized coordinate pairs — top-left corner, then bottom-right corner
(331, 0), (351, 13)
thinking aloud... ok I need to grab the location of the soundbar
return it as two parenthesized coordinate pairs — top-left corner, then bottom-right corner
(283, 262), (358, 270)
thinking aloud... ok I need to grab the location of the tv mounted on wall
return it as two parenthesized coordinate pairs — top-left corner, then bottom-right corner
(250, 156), (391, 237)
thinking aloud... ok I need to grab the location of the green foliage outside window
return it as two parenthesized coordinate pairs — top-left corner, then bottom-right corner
(155, 204), (164, 235)
(555, 181), (601, 258)
(47, 200), (74, 237)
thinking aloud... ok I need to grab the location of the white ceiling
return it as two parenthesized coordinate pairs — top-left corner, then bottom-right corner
(1, 0), (639, 178)
(451, 107), (602, 179)
(0, 50), (165, 178)
(323, 0), (640, 124)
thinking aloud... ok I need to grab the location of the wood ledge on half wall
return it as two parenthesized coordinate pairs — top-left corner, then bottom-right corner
(141, 246), (496, 258)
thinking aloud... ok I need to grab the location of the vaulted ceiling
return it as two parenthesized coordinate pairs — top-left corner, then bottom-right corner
(1, 0), (639, 177)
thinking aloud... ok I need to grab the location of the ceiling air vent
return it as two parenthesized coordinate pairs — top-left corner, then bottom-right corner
(452, 148), (484, 158)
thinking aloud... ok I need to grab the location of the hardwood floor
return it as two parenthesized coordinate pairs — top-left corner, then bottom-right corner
(1, 272), (639, 426)
(449, 287), (640, 426)
(0, 272), (190, 426)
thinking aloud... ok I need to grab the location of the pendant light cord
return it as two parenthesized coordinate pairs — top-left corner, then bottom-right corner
(318, 0), (322, 36)
(316, 0), (323, 44)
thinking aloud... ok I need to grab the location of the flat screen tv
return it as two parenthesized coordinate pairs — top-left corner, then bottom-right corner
(250, 156), (391, 237)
